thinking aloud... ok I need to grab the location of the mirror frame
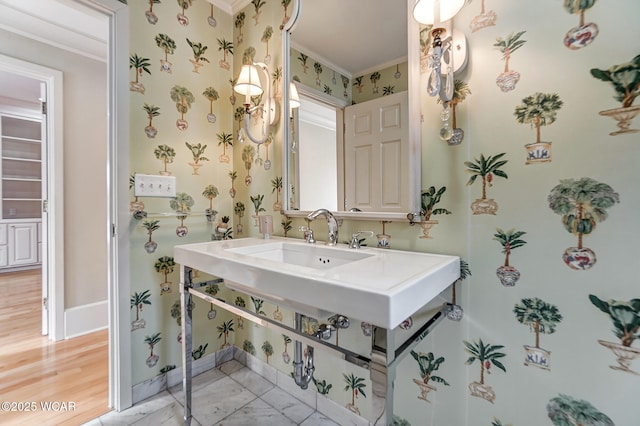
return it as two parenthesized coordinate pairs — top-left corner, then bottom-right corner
(282, 0), (422, 221)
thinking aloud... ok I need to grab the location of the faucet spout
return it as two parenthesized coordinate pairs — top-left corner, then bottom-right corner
(306, 209), (339, 246)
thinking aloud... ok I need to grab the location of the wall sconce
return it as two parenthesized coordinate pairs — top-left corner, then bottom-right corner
(413, 0), (465, 24)
(413, 0), (467, 142)
(234, 62), (279, 145)
(288, 82), (300, 153)
(289, 81), (301, 109)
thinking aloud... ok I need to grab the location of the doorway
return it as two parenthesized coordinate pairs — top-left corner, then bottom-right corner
(0, 61), (60, 339)
(0, 0), (132, 413)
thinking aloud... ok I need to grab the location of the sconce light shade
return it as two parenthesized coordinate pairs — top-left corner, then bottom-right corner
(413, 0), (465, 24)
(234, 64), (263, 96)
(289, 82), (300, 109)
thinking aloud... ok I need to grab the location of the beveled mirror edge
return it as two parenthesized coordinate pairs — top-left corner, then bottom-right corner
(282, 0), (422, 221)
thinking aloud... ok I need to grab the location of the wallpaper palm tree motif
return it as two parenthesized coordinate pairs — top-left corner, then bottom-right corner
(170, 192), (194, 236)
(547, 178), (619, 270)
(251, 0), (266, 25)
(514, 298), (563, 370)
(131, 289), (152, 331)
(176, 0), (193, 26)
(154, 255), (175, 295)
(464, 153), (508, 215)
(202, 86), (219, 123)
(410, 350), (449, 403)
(493, 228), (527, 287)
(142, 103), (160, 138)
(154, 144), (175, 175)
(590, 54), (640, 136)
(343, 373), (367, 415)
(142, 220), (160, 253)
(561, 0), (599, 50)
(144, 0), (160, 25)
(494, 31), (526, 93)
(235, 12), (246, 45)
(217, 38), (233, 70)
(261, 26), (273, 64)
(155, 33), (177, 73)
(470, 0), (497, 33)
(514, 92), (563, 164)
(192, 343), (208, 360)
(464, 339), (507, 403)
(185, 142), (209, 175)
(547, 394), (614, 426)
(261, 340), (274, 363)
(217, 319), (234, 349)
(589, 294), (640, 374)
(144, 332), (162, 367)
(170, 85), (195, 130)
(186, 38), (209, 73)
(130, 53), (151, 94)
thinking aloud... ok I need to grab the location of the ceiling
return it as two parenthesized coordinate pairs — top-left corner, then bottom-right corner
(289, 0), (407, 77)
(0, 0), (108, 105)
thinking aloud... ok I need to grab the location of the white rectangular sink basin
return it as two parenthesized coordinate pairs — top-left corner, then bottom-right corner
(174, 237), (459, 329)
(226, 242), (374, 269)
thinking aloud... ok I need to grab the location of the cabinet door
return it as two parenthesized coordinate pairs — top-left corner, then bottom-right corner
(8, 222), (38, 266)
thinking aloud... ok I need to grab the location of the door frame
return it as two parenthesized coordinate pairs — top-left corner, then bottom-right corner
(80, 0), (132, 412)
(0, 54), (64, 341)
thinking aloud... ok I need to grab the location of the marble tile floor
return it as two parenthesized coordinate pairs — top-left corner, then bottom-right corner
(83, 359), (340, 426)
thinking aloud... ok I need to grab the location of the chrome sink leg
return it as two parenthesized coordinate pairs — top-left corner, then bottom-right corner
(180, 266), (193, 426)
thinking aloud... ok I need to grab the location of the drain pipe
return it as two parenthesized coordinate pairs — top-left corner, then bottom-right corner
(293, 312), (315, 389)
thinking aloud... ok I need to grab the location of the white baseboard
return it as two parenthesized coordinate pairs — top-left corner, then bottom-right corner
(64, 300), (108, 338)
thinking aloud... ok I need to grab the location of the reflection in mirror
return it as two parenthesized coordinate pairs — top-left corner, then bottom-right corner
(295, 93), (338, 211)
(282, 0), (421, 220)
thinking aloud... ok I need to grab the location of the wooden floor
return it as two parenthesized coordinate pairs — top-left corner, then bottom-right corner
(0, 269), (110, 425)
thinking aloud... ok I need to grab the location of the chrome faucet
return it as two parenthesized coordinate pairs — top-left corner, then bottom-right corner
(306, 209), (339, 246)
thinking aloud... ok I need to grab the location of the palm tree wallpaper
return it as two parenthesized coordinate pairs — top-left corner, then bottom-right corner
(464, 339), (507, 404)
(494, 31), (526, 93)
(464, 152), (509, 215)
(493, 227), (527, 287)
(514, 92), (563, 164)
(513, 298), (563, 370)
(123, 0), (637, 424)
(547, 177), (619, 270)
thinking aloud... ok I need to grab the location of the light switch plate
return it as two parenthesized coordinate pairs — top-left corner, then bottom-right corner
(134, 174), (176, 198)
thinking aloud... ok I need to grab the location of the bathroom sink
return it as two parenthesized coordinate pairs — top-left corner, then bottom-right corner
(174, 237), (459, 329)
(225, 241), (374, 269)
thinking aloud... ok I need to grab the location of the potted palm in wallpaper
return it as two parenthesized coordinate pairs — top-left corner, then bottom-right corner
(547, 177), (619, 270)
(410, 350), (449, 403)
(513, 298), (563, 370)
(464, 153), (508, 215)
(591, 54), (640, 136)
(589, 294), (640, 375)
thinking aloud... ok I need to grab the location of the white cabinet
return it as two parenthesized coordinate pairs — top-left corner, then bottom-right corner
(0, 223), (7, 267)
(6, 222), (38, 267)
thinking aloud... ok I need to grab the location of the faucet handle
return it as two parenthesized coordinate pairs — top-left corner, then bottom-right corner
(298, 226), (316, 244)
(349, 231), (374, 249)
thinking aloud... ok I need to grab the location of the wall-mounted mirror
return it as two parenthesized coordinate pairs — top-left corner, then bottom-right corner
(282, 0), (422, 221)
